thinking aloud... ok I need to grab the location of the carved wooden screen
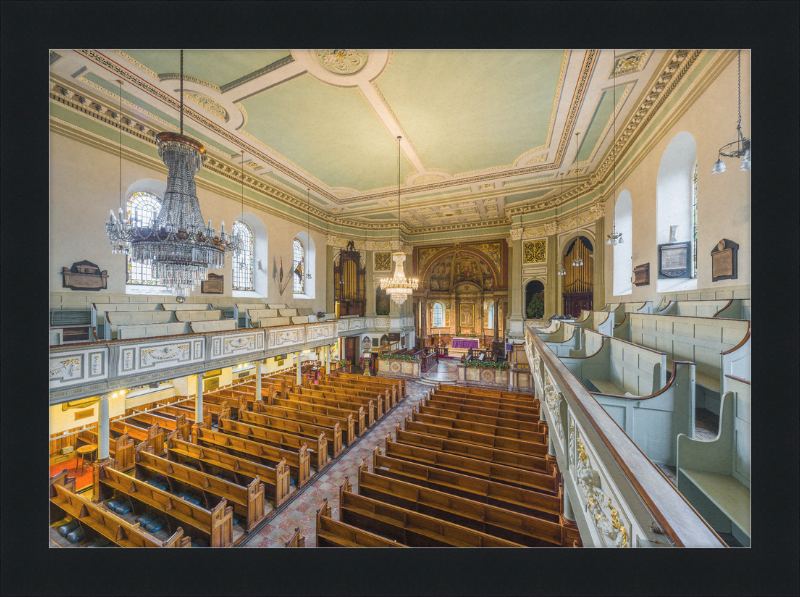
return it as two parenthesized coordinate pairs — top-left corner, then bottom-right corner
(334, 244), (366, 316)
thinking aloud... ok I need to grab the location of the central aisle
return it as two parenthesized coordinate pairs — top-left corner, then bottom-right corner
(244, 379), (429, 547)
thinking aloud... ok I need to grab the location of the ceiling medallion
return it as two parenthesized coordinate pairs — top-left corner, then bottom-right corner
(182, 91), (228, 122)
(314, 50), (369, 75)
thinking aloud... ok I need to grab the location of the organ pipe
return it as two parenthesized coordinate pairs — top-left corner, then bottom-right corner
(563, 238), (593, 293)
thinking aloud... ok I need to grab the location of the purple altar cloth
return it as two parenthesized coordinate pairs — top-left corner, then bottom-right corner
(452, 338), (480, 349)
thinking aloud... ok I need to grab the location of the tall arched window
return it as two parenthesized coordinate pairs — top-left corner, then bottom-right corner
(656, 131), (698, 293)
(232, 221), (254, 291)
(432, 302), (444, 328)
(486, 300), (495, 329)
(613, 190), (633, 296)
(292, 238), (305, 295)
(692, 162), (698, 278)
(126, 191), (162, 285)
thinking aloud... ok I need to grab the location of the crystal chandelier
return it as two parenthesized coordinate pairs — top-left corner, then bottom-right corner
(379, 136), (418, 306)
(105, 50), (237, 298)
(571, 132), (584, 267)
(712, 50), (750, 174)
(608, 49), (624, 247)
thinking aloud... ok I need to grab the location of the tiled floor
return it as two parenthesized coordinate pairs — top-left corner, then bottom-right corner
(424, 361), (459, 382)
(244, 380), (430, 547)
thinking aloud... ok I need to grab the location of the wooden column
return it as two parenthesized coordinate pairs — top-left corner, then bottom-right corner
(195, 373), (203, 424)
(98, 393), (110, 460)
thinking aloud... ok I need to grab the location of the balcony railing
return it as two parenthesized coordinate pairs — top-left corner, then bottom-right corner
(524, 322), (725, 548)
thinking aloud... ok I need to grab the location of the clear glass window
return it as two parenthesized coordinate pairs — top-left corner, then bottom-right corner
(432, 302), (444, 328)
(126, 191), (162, 285)
(487, 300), (494, 329)
(692, 162), (698, 278)
(232, 221), (254, 291)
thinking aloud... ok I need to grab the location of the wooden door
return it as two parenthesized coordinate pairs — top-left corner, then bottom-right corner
(563, 292), (593, 318)
(344, 337), (357, 366)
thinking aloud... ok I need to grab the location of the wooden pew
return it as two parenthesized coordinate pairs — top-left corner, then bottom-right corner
(337, 372), (406, 399)
(373, 450), (560, 519)
(95, 461), (235, 547)
(394, 426), (553, 474)
(315, 498), (407, 547)
(50, 470), (190, 548)
(411, 408), (546, 444)
(149, 404), (213, 431)
(166, 430), (290, 509)
(432, 387), (538, 409)
(677, 377), (751, 546)
(104, 310), (175, 340)
(218, 410), (329, 471)
(127, 412), (192, 441)
(76, 430), (135, 470)
(435, 385), (537, 402)
(283, 393), (368, 436)
(382, 438), (559, 494)
(422, 396), (541, 424)
(173, 309), (224, 323)
(301, 384), (382, 422)
(425, 394), (539, 419)
(337, 477), (522, 547)
(356, 462), (564, 546)
(193, 425), (311, 488)
(416, 403), (546, 434)
(267, 398), (361, 442)
(190, 319), (238, 333)
(403, 417), (547, 456)
(250, 401), (354, 448)
(321, 376), (399, 408)
(109, 420), (164, 446)
(284, 527), (306, 547)
(134, 448), (267, 533)
(238, 408), (342, 456)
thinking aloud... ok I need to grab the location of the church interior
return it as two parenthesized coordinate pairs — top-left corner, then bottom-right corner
(46, 47), (756, 551)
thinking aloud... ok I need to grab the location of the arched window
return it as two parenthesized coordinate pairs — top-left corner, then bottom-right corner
(432, 302), (444, 328)
(293, 238), (305, 295)
(692, 162), (698, 278)
(486, 300), (495, 329)
(656, 131), (698, 293)
(613, 190), (633, 296)
(232, 221), (254, 291)
(126, 191), (162, 285)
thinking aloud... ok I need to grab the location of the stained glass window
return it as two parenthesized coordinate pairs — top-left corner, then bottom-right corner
(126, 191), (162, 285)
(432, 302), (444, 328)
(232, 221), (254, 291)
(487, 300), (495, 329)
(293, 238), (305, 295)
(692, 162), (698, 278)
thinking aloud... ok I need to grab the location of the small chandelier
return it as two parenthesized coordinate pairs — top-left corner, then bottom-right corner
(105, 50), (237, 298)
(571, 132), (584, 267)
(379, 136), (418, 306)
(712, 50), (750, 174)
(608, 49), (624, 247)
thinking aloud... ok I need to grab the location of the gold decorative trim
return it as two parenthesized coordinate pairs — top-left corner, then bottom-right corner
(608, 50), (651, 79)
(182, 91), (228, 122)
(113, 50), (159, 80)
(159, 73), (221, 93)
(220, 55), (295, 92)
(235, 102), (248, 127)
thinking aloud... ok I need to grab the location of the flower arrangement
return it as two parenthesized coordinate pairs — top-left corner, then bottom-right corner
(382, 354), (418, 361)
(466, 360), (509, 370)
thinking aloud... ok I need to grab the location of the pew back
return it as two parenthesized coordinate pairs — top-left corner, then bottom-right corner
(190, 319), (238, 333)
(117, 322), (190, 340)
(174, 309), (224, 322)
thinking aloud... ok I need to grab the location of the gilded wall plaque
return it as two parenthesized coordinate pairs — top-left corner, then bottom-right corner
(711, 238), (739, 282)
(374, 252), (392, 272)
(633, 263), (650, 286)
(523, 240), (546, 263)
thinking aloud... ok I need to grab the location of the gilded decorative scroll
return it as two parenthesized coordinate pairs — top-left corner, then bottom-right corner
(523, 240), (546, 263)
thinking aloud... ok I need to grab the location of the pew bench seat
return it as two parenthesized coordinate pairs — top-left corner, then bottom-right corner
(586, 378), (629, 396)
(677, 468), (750, 541)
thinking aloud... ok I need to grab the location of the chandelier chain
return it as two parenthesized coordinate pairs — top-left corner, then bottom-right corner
(737, 49), (741, 129)
(180, 50), (184, 135)
(118, 80), (123, 213)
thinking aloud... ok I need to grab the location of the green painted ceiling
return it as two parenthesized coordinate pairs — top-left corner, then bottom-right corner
(574, 84), (628, 163)
(122, 50), (291, 88)
(375, 50), (565, 174)
(240, 74), (414, 192)
(504, 189), (552, 204)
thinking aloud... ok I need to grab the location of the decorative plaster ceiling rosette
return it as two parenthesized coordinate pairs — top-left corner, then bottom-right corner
(314, 50), (369, 75)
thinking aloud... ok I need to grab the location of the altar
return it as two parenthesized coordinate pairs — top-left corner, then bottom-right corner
(451, 337), (480, 350)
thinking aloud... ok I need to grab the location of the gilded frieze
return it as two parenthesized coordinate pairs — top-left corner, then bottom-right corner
(523, 240), (546, 263)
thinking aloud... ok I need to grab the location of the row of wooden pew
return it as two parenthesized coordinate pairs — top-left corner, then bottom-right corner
(314, 385), (582, 547)
(49, 366), (405, 548)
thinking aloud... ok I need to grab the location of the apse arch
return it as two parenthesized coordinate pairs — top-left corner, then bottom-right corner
(613, 190), (633, 296)
(419, 247), (501, 290)
(656, 131), (698, 293)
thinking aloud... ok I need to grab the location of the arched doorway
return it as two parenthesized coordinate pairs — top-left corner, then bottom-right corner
(525, 280), (545, 319)
(562, 236), (593, 317)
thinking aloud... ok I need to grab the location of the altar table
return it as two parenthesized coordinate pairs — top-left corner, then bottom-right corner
(452, 337), (480, 349)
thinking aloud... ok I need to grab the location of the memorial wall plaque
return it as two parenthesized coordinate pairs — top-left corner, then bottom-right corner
(633, 263), (650, 286)
(658, 242), (690, 278)
(201, 273), (224, 294)
(711, 238), (739, 282)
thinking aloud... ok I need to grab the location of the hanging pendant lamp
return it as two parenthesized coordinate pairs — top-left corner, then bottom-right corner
(607, 49), (624, 246)
(379, 136), (418, 306)
(558, 172), (567, 276)
(712, 50), (750, 174)
(105, 50), (237, 298)
(571, 132), (584, 267)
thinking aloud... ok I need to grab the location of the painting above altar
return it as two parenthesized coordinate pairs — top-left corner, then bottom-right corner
(416, 240), (507, 292)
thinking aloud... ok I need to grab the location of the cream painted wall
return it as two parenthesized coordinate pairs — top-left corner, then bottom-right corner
(49, 393), (126, 435)
(50, 132), (328, 313)
(604, 52), (750, 304)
